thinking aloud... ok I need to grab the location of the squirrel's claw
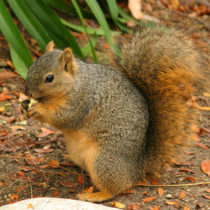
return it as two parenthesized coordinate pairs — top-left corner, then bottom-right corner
(77, 192), (114, 203)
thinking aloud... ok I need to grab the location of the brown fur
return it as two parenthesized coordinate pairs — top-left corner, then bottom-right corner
(115, 25), (206, 175)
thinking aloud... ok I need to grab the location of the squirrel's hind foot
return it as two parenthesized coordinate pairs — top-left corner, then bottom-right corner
(77, 191), (114, 203)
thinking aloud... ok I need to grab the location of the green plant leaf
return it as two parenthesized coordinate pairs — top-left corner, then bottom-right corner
(72, 0), (97, 63)
(8, 0), (51, 52)
(43, 0), (94, 19)
(81, 34), (98, 58)
(61, 18), (105, 35)
(10, 47), (28, 80)
(85, 0), (119, 54)
(0, 0), (33, 69)
(107, 0), (118, 22)
(26, 0), (83, 57)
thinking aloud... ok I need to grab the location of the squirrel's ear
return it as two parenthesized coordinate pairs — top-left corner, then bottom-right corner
(59, 48), (77, 76)
(45, 41), (55, 53)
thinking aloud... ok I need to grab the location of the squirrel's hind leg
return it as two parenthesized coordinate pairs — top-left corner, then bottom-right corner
(77, 150), (138, 202)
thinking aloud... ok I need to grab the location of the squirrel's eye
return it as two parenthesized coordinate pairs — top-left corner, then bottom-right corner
(45, 75), (54, 83)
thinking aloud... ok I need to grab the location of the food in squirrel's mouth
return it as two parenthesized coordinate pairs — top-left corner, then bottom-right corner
(22, 98), (37, 111)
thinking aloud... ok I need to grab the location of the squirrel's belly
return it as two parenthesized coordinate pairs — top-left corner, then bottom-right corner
(63, 129), (99, 172)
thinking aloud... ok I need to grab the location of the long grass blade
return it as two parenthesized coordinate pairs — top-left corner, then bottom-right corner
(72, 0), (97, 63)
(8, 0), (51, 51)
(85, 0), (119, 54)
(26, 0), (83, 57)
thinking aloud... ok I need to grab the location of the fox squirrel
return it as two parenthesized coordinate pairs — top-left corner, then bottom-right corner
(23, 25), (205, 202)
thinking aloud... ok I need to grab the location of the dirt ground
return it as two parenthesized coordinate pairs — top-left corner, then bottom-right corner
(0, 1), (209, 209)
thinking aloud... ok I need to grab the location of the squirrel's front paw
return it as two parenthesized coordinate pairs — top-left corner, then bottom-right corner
(28, 103), (41, 119)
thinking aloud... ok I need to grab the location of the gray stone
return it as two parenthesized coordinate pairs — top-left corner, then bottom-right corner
(0, 197), (118, 210)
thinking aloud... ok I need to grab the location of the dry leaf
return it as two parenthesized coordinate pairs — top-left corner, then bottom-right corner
(49, 159), (60, 168)
(180, 190), (186, 199)
(16, 185), (28, 193)
(128, 203), (141, 210)
(165, 201), (178, 205)
(202, 194), (210, 199)
(128, 0), (144, 19)
(143, 196), (157, 203)
(179, 168), (194, 173)
(0, 106), (5, 112)
(0, 181), (3, 187)
(111, 201), (125, 209)
(151, 177), (159, 185)
(152, 207), (160, 210)
(171, 0), (180, 9)
(56, 172), (66, 177)
(34, 148), (54, 153)
(27, 203), (34, 209)
(0, 70), (17, 82)
(201, 160), (210, 176)
(158, 188), (164, 196)
(185, 176), (197, 183)
(37, 127), (54, 138)
(103, 44), (109, 49)
(197, 202), (204, 208)
(7, 60), (15, 69)
(0, 94), (12, 102)
(53, 190), (60, 197)
(20, 166), (31, 172)
(10, 193), (18, 201)
(195, 144), (209, 150)
(183, 206), (190, 210)
(60, 181), (78, 188)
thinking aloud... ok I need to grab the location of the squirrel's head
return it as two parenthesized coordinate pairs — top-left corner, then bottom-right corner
(25, 46), (77, 102)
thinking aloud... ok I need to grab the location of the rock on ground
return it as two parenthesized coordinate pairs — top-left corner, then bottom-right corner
(0, 197), (118, 210)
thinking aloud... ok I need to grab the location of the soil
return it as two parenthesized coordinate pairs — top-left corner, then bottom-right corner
(0, 1), (209, 209)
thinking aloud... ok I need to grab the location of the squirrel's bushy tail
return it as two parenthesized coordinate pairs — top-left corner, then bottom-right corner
(115, 25), (206, 175)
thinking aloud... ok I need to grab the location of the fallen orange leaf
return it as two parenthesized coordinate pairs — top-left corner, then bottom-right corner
(184, 206), (190, 210)
(165, 201), (178, 205)
(195, 144), (209, 150)
(16, 185), (28, 193)
(10, 193), (18, 201)
(157, 188), (164, 196)
(111, 201), (125, 209)
(180, 190), (186, 199)
(143, 196), (157, 203)
(185, 176), (197, 183)
(202, 194), (210, 199)
(49, 159), (60, 168)
(201, 160), (210, 176)
(152, 206), (160, 210)
(27, 203), (34, 209)
(53, 190), (60, 197)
